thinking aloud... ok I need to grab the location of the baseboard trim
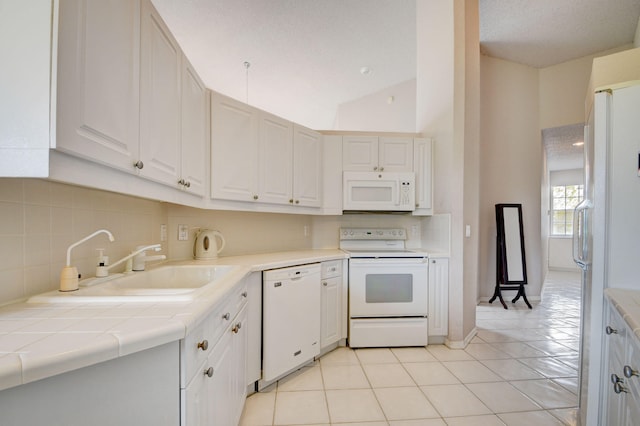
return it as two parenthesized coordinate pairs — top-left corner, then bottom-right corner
(445, 326), (477, 349)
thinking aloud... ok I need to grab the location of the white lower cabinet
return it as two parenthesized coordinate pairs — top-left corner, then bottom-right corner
(0, 342), (180, 425)
(183, 304), (247, 426)
(181, 280), (249, 426)
(320, 260), (346, 350)
(428, 257), (449, 339)
(603, 299), (640, 425)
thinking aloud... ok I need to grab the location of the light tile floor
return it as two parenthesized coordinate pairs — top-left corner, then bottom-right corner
(240, 270), (581, 426)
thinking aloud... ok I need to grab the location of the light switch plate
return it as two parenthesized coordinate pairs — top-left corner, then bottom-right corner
(178, 224), (189, 241)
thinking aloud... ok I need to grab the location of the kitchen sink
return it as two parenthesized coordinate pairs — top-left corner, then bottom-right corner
(27, 265), (237, 303)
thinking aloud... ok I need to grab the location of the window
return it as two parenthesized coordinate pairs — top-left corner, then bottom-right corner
(551, 184), (583, 236)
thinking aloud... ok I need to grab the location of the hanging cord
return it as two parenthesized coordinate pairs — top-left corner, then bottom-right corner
(244, 61), (251, 104)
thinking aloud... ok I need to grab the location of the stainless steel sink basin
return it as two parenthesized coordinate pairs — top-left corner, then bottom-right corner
(27, 265), (236, 303)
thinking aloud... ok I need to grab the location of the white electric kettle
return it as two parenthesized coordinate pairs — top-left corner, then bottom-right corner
(194, 229), (226, 260)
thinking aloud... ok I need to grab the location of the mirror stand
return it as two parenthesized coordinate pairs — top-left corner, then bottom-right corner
(489, 203), (532, 310)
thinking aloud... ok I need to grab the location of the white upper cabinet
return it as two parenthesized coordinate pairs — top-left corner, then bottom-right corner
(293, 125), (323, 207)
(139, 0), (181, 187)
(343, 136), (413, 172)
(413, 138), (433, 215)
(211, 93), (259, 202)
(56, 0), (206, 197)
(211, 93), (322, 210)
(56, 0), (140, 172)
(379, 137), (413, 172)
(0, 0), (55, 177)
(179, 59), (208, 197)
(259, 112), (293, 205)
(342, 136), (378, 171)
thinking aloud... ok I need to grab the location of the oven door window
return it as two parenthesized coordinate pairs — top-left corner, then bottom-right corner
(365, 274), (413, 303)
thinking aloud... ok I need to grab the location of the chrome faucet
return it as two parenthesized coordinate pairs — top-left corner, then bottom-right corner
(61, 229), (115, 292)
(95, 243), (166, 277)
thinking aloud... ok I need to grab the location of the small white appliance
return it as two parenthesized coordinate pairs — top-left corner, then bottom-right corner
(340, 228), (429, 348)
(573, 81), (640, 425)
(193, 229), (226, 260)
(343, 171), (415, 212)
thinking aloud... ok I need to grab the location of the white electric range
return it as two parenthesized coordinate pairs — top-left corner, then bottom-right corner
(340, 228), (430, 348)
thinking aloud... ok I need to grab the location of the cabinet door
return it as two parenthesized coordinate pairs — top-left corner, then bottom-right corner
(230, 305), (248, 426)
(139, 0), (181, 186)
(321, 276), (341, 348)
(342, 136), (378, 171)
(0, 0), (52, 176)
(180, 58), (207, 196)
(379, 137), (413, 172)
(211, 94), (259, 201)
(183, 328), (232, 426)
(56, 0), (140, 172)
(413, 138), (433, 215)
(428, 258), (449, 336)
(259, 112), (293, 205)
(293, 125), (323, 207)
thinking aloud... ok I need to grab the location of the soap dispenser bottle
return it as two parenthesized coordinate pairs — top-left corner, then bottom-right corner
(95, 248), (110, 277)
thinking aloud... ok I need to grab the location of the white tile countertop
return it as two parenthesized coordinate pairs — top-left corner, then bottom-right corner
(605, 288), (640, 340)
(0, 249), (346, 392)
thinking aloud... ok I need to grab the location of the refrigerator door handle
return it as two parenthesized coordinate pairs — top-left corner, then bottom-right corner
(573, 200), (592, 269)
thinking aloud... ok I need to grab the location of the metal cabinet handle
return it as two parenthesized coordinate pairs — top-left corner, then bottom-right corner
(185, 181), (191, 188)
(606, 326), (618, 335)
(614, 382), (628, 394)
(612, 373), (624, 384)
(133, 160), (144, 170)
(204, 367), (214, 378)
(197, 340), (208, 351)
(222, 312), (230, 321)
(232, 323), (242, 334)
(624, 365), (639, 378)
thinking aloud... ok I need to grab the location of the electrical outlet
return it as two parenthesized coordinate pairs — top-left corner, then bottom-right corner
(178, 224), (189, 241)
(160, 224), (167, 242)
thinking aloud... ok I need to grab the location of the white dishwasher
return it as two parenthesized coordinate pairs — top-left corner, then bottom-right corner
(262, 263), (321, 383)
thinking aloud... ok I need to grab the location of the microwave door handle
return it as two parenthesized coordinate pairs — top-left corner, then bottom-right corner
(393, 180), (400, 206)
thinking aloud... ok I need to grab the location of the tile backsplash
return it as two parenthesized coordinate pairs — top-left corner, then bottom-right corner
(0, 179), (313, 305)
(0, 179), (168, 305)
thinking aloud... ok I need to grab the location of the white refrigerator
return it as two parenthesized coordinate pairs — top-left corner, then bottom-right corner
(573, 81), (640, 425)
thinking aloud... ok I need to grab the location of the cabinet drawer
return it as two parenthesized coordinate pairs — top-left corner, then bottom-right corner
(321, 260), (342, 278)
(181, 280), (248, 387)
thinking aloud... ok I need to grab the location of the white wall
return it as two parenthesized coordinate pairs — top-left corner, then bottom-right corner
(333, 79), (416, 132)
(479, 55), (543, 301)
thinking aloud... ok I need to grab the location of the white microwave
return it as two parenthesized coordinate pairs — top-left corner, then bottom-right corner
(343, 171), (415, 212)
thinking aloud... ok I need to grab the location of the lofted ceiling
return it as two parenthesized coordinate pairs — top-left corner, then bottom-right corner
(152, 0), (640, 168)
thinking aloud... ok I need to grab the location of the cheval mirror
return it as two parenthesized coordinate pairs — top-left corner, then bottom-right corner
(489, 203), (532, 309)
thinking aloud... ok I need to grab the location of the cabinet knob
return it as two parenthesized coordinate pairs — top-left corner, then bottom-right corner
(373, 166), (378, 171)
(624, 365), (639, 378)
(606, 326), (618, 335)
(204, 367), (214, 378)
(289, 199), (294, 204)
(379, 167), (384, 171)
(185, 181), (191, 188)
(611, 373), (624, 384)
(614, 382), (628, 394)
(253, 195), (259, 200)
(295, 200), (300, 204)
(232, 323), (242, 334)
(241, 291), (248, 298)
(222, 312), (230, 321)
(197, 340), (208, 351)
(323, 282), (328, 286)
(133, 160), (144, 170)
